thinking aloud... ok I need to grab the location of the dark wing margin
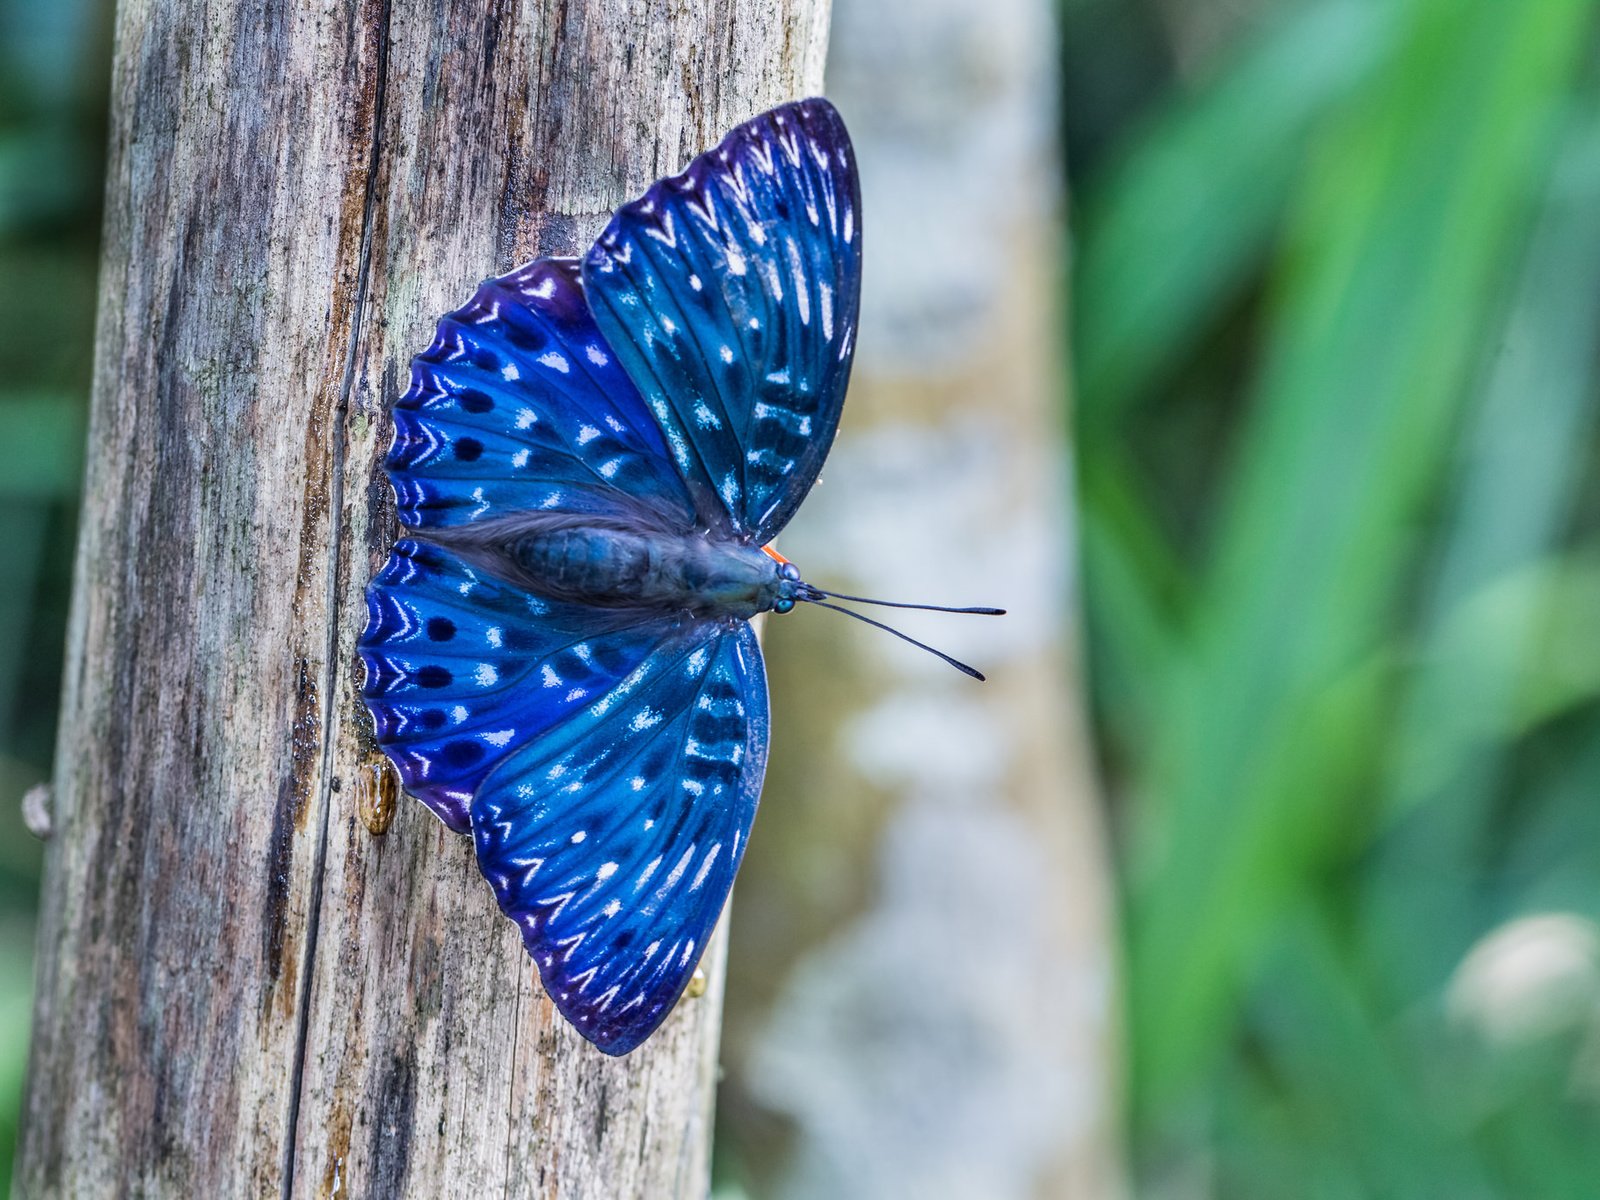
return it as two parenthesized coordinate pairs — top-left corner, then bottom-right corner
(472, 622), (769, 1053)
(581, 97), (863, 542)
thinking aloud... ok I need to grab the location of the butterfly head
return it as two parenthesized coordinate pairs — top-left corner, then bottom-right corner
(772, 561), (804, 615)
(765, 558), (1004, 680)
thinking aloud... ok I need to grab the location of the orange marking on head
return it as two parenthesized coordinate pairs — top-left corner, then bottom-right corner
(760, 544), (791, 565)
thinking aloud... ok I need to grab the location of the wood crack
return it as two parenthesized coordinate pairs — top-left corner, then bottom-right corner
(501, 984), (523, 1198)
(279, 1), (393, 1195)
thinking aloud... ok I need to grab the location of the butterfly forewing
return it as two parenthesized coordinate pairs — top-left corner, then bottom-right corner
(582, 98), (862, 540)
(389, 258), (697, 533)
(473, 622), (768, 1053)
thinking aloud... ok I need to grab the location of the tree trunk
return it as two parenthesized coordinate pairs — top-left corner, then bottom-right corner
(17, 2), (829, 1195)
(718, 0), (1127, 1195)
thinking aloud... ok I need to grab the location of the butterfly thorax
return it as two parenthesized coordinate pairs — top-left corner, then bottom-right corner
(431, 514), (788, 620)
(514, 524), (788, 618)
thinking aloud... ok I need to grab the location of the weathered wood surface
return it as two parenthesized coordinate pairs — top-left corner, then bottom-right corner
(17, 2), (829, 1196)
(718, 0), (1127, 1195)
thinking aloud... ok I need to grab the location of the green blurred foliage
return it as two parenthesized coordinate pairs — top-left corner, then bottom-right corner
(0, 0), (108, 1187)
(1069, 0), (1600, 1194)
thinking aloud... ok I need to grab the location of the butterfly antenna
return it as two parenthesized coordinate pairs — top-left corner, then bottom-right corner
(805, 587), (1005, 617)
(804, 599), (989, 681)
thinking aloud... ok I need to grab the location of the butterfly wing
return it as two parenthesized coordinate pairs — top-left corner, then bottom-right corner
(581, 97), (862, 541)
(368, 253), (711, 832)
(359, 539), (686, 834)
(388, 257), (697, 533)
(473, 621), (768, 1054)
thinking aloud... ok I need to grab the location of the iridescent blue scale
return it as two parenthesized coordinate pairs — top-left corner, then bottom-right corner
(360, 98), (861, 1054)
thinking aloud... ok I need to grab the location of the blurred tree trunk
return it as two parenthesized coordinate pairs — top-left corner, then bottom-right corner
(16, 2), (828, 1195)
(720, 0), (1126, 1197)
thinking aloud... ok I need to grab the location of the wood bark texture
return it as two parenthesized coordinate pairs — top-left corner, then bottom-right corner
(718, 0), (1126, 1195)
(17, 2), (829, 1196)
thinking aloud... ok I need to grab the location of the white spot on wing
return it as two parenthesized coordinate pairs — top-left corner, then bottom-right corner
(663, 846), (695, 891)
(788, 239), (811, 325)
(691, 843), (722, 891)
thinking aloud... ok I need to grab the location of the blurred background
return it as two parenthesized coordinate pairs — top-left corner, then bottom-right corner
(5, 0), (1600, 1196)
(0, 0), (106, 1187)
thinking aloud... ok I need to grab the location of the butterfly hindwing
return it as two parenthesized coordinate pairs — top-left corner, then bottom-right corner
(582, 97), (862, 541)
(359, 538), (680, 833)
(389, 258), (697, 533)
(473, 621), (769, 1054)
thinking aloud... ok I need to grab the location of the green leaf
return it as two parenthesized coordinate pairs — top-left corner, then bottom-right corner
(1073, 0), (1393, 426)
(1126, 0), (1597, 1109)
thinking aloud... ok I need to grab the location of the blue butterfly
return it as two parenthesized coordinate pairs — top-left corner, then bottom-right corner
(359, 98), (998, 1055)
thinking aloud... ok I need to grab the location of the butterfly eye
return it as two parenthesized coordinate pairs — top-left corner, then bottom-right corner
(779, 562), (801, 582)
(773, 597), (796, 614)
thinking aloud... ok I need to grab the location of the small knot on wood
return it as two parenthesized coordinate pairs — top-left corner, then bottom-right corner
(355, 755), (401, 835)
(685, 966), (708, 999)
(22, 782), (52, 840)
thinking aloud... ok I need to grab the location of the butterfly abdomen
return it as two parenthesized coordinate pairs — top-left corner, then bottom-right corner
(508, 524), (781, 620)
